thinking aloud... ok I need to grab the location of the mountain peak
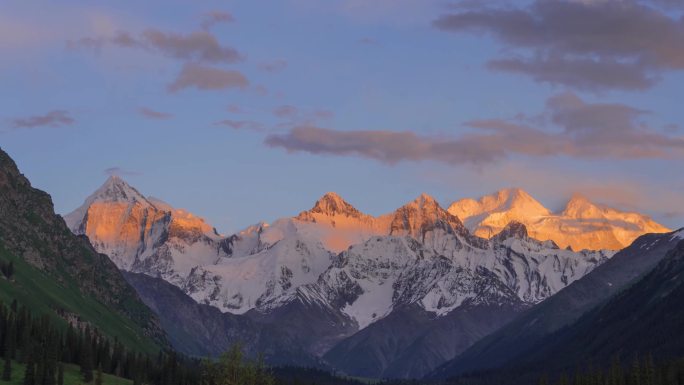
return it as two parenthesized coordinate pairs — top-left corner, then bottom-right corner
(415, 192), (437, 205)
(562, 194), (601, 219)
(449, 188), (551, 222)
(390, 193), (469, 240)
(492, 221), (529, 242)
(93, 175), (149, 205)
(63, 176), (153, 232)
(305, 192), (363, 218)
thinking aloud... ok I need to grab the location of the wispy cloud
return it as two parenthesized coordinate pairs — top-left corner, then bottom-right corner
(358, 37), (380, 46)
(201, 11), (235, 30)
(265, 93), (684, 165)
(215, 119), (265, 132)
(138, 107), (173, 120)
(433, 0), (684, 91)
(12, 110), (75, 129)
(273, 105), (299, 118)
(104, 167), (142, 177)
(167, 63), (249, 92)
(258, 59), (287, 73)
(69, 28), (242, 64)
(227, 104), (244, 114)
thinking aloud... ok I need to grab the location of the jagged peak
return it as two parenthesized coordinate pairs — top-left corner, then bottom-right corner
(63, 176), (153, 231)
(301, 192), (364, 218)
(91, 175), (151, 205)
(389, 192), (471, 240)
(416, 192), (438, 205)
(449, 188), (551, 219)
(492, 220), (529, 242)
(401, 193), (441, 211)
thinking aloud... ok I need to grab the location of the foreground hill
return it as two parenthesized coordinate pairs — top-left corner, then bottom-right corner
(0, 147), (164, 352)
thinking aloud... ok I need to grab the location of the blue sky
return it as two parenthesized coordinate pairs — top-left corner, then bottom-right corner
(2, 0), (683, 233)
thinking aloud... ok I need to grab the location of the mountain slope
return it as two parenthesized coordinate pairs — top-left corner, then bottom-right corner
(432, 229), (684, 379)
(0, 148), (164, 352)
(321, 220), (609, 378)
(448, 189), (670, 250)
(523, 232), (684, 368)
(453, 231), (684, 385)
(123, 271), (325, 366)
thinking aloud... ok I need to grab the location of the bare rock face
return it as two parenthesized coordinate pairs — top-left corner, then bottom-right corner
(448, 188), (670, 250)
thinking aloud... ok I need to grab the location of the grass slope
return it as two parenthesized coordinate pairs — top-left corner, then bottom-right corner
(0, 247), (157, 354)
(0, 361), (132, 385)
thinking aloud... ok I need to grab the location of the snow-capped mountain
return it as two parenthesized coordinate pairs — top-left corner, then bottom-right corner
(65, 176), (230, 285)
(448, 188), (670, 251)
(65, 178), (625, 376)
(65, 179), (611, 323)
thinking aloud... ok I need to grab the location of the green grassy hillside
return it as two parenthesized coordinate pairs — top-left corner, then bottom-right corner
(0, 246), (157, 354)
(0, 361), (132, 385)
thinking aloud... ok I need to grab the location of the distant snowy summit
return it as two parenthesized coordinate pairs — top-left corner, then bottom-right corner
(448, 188), (669, 251)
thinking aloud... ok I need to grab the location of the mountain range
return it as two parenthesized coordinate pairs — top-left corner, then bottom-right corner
(60, 176), (671, 378)
(449, 188), (669, 251)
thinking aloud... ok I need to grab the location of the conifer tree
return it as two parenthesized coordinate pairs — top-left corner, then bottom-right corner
(96, 365), (104, 385)
(630, 355), (641, 385)
(2, 354), (11, 381)
(57, 363), (64, 385)
(23, 354), (35, 385)
(81, 335), (94, 383)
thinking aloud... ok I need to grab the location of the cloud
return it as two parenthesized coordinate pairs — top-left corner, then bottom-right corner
(433, 0), (684, 91)
(201, 11), (235, 30)
(273, 105), (299, 118)
(358, 37), (380, 46)
(258, 59), (288, 73)
(104, 167), (142, 177)
(138, 107), (173, 120)
(12, 110), (75, 129)
(487, 55), (659, 91)
(265, 93), (684, 165)
(141, 29), (241, 63)
(69, 28), (242, 64)
(265, 125), (499, 164)
(168, 63), (249, 92)
(215, 119), (265, 132)
(313, 109), (334, 120)
(227, 104), (243, 114)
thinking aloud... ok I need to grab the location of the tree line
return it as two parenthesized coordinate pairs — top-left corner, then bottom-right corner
(0, 299), (200, 384)
(538, 354), (684, 385)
